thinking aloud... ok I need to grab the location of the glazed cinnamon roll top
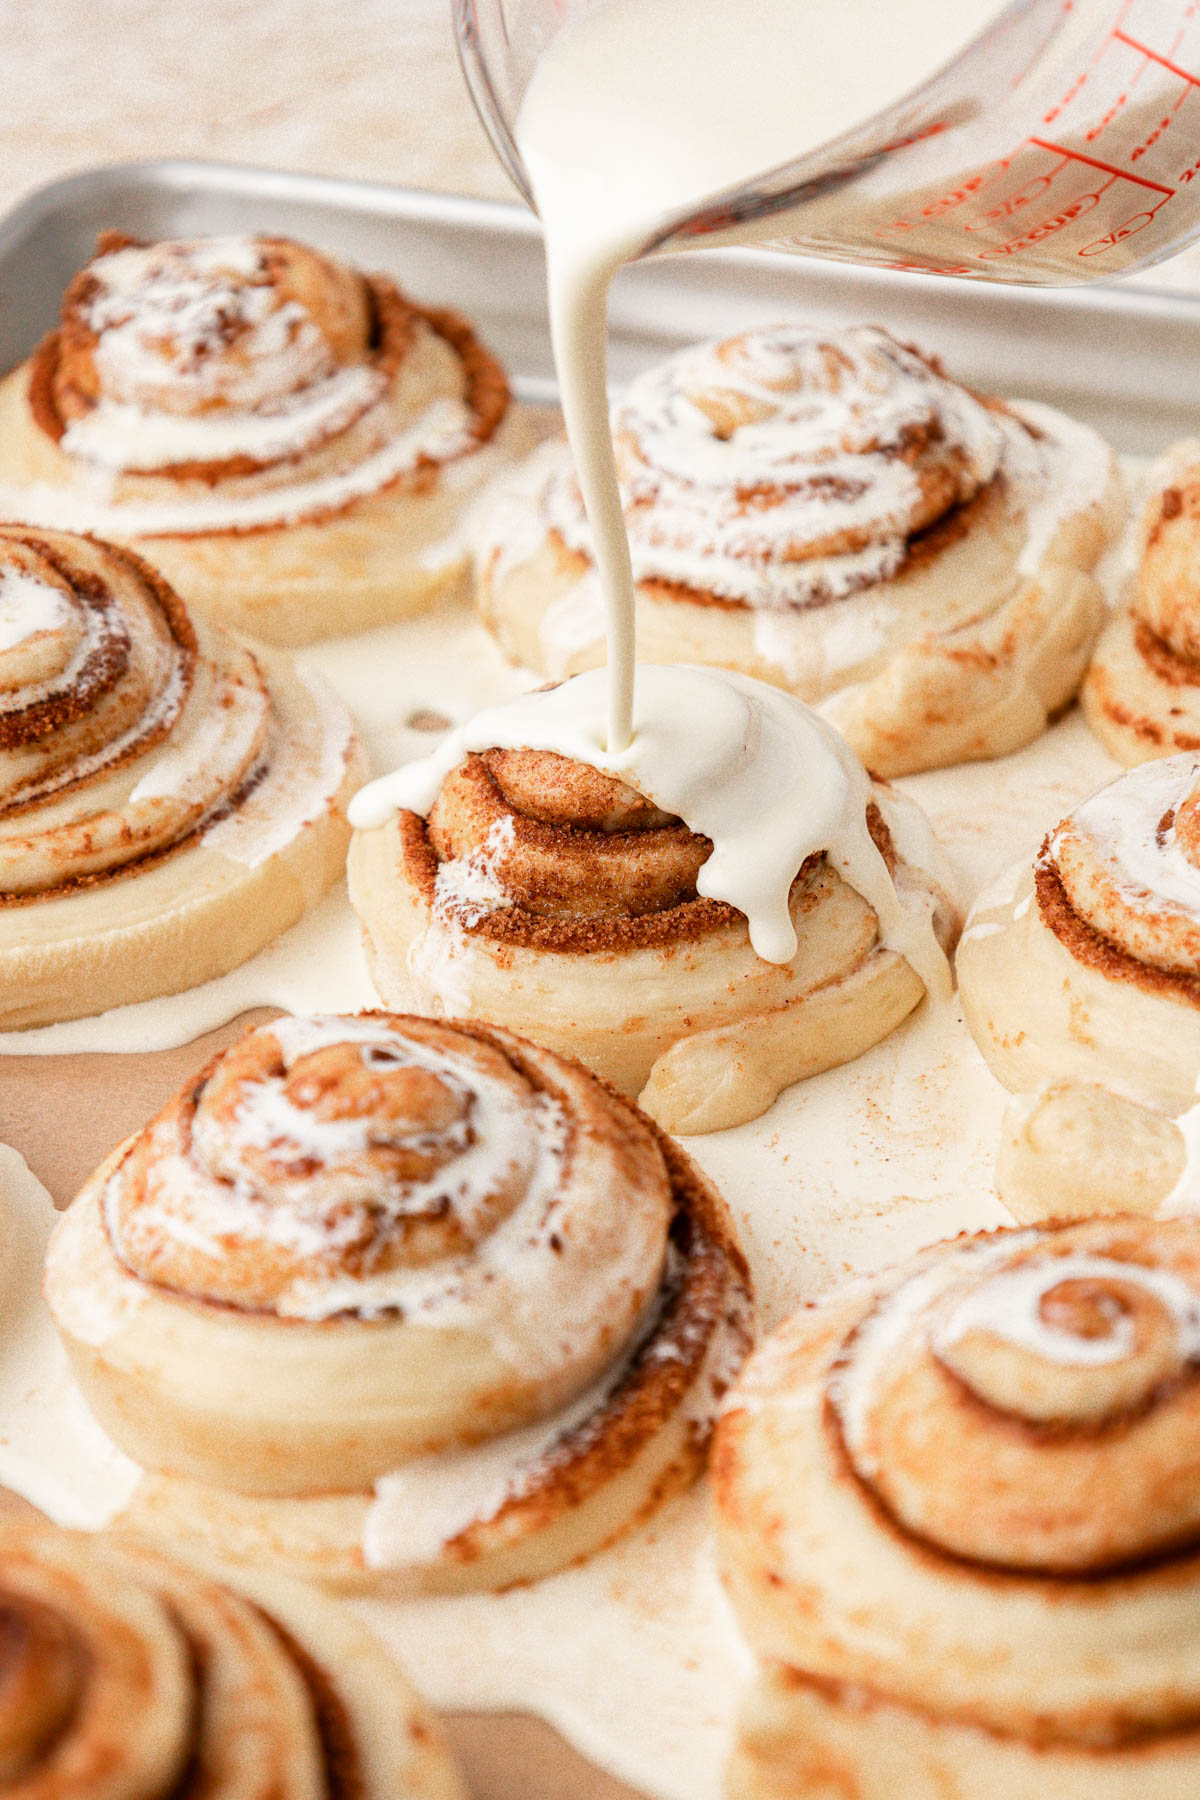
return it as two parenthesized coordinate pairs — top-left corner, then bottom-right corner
(0, 525), (271, 895)
(354, 665), (955, 987)
(48, 1010), (751, 1543)
(1035, 753), (1200, 995)
(543, 323), (1025, 607)
(25, 231), (508, 524)
(99, 1011), (674, 1388)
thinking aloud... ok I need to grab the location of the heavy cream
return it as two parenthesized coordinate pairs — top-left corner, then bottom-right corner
(515, 0), (1004, 748)
(0, 567), (73, 651)
(349, 663), (952, 994)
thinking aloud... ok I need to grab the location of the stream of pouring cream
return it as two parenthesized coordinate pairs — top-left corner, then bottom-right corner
(514, 0), (1005, 750)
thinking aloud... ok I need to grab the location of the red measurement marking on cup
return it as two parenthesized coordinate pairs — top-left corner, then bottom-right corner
(856, 4), (1200, 276)
(1113, 27), (1200, 85)
(1027, 136), (1176, 193)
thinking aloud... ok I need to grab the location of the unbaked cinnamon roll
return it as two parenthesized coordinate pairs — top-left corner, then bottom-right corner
(0, 231), (521, 644)
(44, 1010), (752, 1593)
(1085, 441), (1200, 764)
(347, 665), (958, 1134)
(958, 752), (1200, 1223)
(0, 525), (361, 1029)
(715, 1216), (1200, 1800)
(477, 324), (1122, 776)
(0, 1514), (464, 1797)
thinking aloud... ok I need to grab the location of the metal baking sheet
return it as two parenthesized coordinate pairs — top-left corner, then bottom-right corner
(0, 157), (1190, 1800)
(0, 155), (1198, 450)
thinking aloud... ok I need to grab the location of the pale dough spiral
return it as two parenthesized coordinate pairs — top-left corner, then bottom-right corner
(1086, 439), (1200, 765)
(0, 1514), (464, 1798)
(958, 753), (1200, 1225)
(45, 1011), (753, 1593)
(717, 1217), (1200, 1800)
(0, 525), (362, 1028)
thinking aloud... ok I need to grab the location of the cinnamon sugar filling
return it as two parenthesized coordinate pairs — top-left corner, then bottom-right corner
(104, 1014), (596, 1316)
(0, 1593), (88, 1774)
(256, 1610), (366, 1800)
(0, 1576), (371, 1799)
(769, 1663), (1200, 1755)
(0, 753), (271, 911)
(434, 1126), (750, 1567)
(823, 1339), (1200, 1587)
(1132, 617), (1200, 690)
(0, 534), (193, 770)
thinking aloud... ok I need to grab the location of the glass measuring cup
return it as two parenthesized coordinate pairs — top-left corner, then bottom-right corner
(454, 0), (1200, 285)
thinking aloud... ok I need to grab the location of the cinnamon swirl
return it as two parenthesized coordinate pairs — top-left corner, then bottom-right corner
(0, 1513), (465, 1797)
(0, 232), (522, 644)
(958, 753), (1200, 1224)
(1085, 441), (1200, 764)
(715, 1216), (1200, 1800)
(0, 524), (362, 1028)
(477, 324), (1122, 776)
(43, 1010), (753, 1593)
(347, 665), (958, 1134)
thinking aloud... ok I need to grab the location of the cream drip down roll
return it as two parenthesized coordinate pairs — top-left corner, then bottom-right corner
(44, 1010), (752, 1593)
(476, 324), (1123, 776)
(0, 231), (525, 644)
(0, 1512), (465, 1798)
(958, 751), (1200, 1223)
(715, 1217), (1200, 1800)
(347, 664), (958, 1134)
(1086, 441), (1200, 763)
(0, 524), (361, 1028)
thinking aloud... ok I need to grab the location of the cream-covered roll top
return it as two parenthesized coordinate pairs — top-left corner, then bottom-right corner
(0, 524), (269, 892)
(19, 231), (506, 526)
(478, 323), (1121, 776)
(45, 1010), (753, 1591)
(552, 323), (1007, 607)
(349, 665), (957, 1133)
(57, 1012), (672, 1424)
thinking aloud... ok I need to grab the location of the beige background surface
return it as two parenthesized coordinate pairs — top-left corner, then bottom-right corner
(0, 0), (514, 214)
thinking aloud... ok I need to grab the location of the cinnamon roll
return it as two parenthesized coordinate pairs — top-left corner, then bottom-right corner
(957, 752), (1200, 1224)
(0, 524), (362, 1029)
(477, 324), (1122, 776)
(1085, 441), (1200, 764)
(0, 231), (520, 644)
(0, 1514), (465, 1797)
(347, 664), (958, 1135)
(715, 1216), (1200, 1800)
(43, 1010), (752, 1593)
